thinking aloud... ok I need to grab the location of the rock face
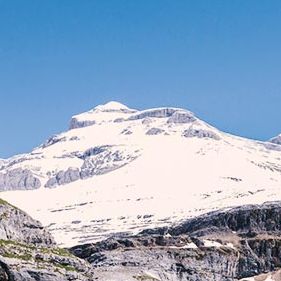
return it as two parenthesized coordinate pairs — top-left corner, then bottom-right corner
(45, 168), (80, 188)
(182, 127), (221, 140)
(269, 134), (281, 145)
(170, 201), (281, 236)
(71, 236), (238, 281)
(0, 198), (94, 281)
(69, 118), (96, 130)
(0, 168), (41, 191)
(167, 110), (196, 124)
(70, 202), (281, 281)
(45, 145), (140, 187)
(42, 135), (67, 148)
(0, 199), (54, 246)
(146, 127), (165, 135)
(128, 108), (180, 120)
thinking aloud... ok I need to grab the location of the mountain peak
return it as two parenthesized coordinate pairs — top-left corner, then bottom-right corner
(94, 101), (133, 112)
(69, 101), (138, 129)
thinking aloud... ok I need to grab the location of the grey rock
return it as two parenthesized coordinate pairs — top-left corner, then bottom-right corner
(0, 199), (54, 246)
(269, 134), (281, 145)
(69, 136), (80, 141)
(113, 118), (125, 123)
(171, 201), (281, 237)
(263, 142), (281, 151)
(69, 118), (96, 130)
(128, 108), (179, 121)
(0, 244), (94, 281)
(121, 128), (133, 135)
(46, 146), (139, 187)
(79, 146), (111, 160)
(80, 150), (130, 179)
(146, 128), (165, 135)
(167, 110), (196, 124)
(71, 235), (237, 281)
(183, 128), (221, 140)
(0, 168), (41, 191)
(45, 168), (80, 188)
(42, 135), (67, 148)
(70, 202), (281, 281)
(141, 117), (153, 125)
(80, 146), (139, 180)
(0, 198), (95, 281)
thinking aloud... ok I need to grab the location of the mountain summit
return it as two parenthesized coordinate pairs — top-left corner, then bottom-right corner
(94, 101), (133, 111)
(0, 102), (281, 246)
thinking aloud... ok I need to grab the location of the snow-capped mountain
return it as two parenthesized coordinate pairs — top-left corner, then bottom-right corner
(1, 101), (281, 247)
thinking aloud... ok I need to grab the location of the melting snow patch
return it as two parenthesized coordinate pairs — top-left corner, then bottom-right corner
(203, 240), (236, 249)
(169, 242), (198, 249)
(226, 242), (236, 249)
(142, 271), (161, 281)
(203, 240), (223, 248)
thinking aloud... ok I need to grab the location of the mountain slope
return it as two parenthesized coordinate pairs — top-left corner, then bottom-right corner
(0, 198), (94, 281)
(1, 101), (281, 246)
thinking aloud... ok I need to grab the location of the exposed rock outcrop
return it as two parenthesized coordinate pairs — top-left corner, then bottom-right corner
(0, 168), (41, 191)
(128, 108), (179, 121)
(42, 135), (67, 148)
(170, 201), (281, 236)
(0, 199), (54, 246)
(45, 145), (140, 187)
(269, 134), (281, 145)
(0, 198), (95, 281)
(45, 168), (80, 188)
(167, 110), (196, 124)
(79, 145), (111, 160)
(182, 127), (221, 140)
(80, 147), (138, 179)
(69, 118), (96, 130)
(146, 127), (165, 135)
(70, 202), (281, 281)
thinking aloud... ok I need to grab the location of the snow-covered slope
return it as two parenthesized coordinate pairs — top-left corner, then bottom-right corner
(1, 101), (281, 247)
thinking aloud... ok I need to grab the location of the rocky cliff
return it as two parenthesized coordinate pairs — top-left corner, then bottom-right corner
(2, 196), (281, 280)
(0, 199), (94, 281)
(70, 202), (281, 281)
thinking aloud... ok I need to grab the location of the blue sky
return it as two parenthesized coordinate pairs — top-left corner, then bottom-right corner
(1, 0), (281, 158)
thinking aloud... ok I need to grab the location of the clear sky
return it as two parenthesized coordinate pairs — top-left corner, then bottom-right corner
(1, 0), (281, 158)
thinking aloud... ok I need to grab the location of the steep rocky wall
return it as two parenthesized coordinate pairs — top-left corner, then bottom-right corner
(0, 198), (95, 281)
(70, 202), (281, 281)
(0, 168), (41, 191)
(0, 199), (53, 246)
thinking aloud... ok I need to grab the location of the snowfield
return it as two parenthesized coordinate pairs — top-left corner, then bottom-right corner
(1, 101), (281, 246)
